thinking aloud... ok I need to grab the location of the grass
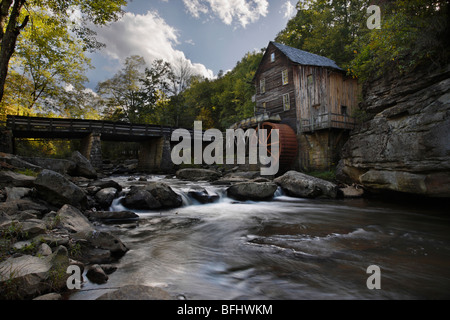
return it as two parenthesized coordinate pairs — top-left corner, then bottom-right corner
(307, 170), (337, 183)
(14, 168), (39, 177)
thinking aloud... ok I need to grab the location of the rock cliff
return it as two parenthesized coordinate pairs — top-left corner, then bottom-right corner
(338, 64), (450, 198)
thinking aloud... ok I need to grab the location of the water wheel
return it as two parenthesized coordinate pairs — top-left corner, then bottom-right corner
(257, 122), (298, 167)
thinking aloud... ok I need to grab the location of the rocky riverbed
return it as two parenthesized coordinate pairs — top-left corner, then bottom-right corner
(0, 151), (360, 300)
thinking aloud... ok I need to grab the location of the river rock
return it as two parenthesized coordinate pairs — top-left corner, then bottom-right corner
(146, 182), (183, 208)
(0, 199), (50, 217)
(4, 187), (33, 201)
(0, 153), (41, 171)
(96, 285), (174, 300)
(0, 211), (12, 229)
(340, 185), (365, 198)
(0, 170), (36, 188)
(20, 219), (47, 238)
(122, 182), (182, 210)
(274, 171), (340, 199)
(22, 157), (75, 176)
(95, 187), (118, 210)
(122, 187), (161, 210)
(188, 188), (220, 204)
(89, 210), (139, 222)
(0, 246), (69, 299)
(227, 182), (278, 201)
(34, 169), (87, 209)
(72, 230), (128, 264)
(57, 204), (94, 234)
(176, 168), (221, 181)
(69, 151), (97, 179)
(86, 265), (108, 284)
(37, 243), (53, 257)
(88, 180), (122, 191)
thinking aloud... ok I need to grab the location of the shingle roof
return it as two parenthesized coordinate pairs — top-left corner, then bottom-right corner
(271, 41), (343, 71)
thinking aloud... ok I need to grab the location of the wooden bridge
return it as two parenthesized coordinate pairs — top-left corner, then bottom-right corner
(6, 115), (177, 140)
(3, 115), (179, 172)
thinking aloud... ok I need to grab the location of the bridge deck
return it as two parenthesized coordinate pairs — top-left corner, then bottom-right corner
(7, 115), (176, 141)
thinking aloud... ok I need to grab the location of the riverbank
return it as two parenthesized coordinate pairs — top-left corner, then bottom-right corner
(1, 151), (449, 300)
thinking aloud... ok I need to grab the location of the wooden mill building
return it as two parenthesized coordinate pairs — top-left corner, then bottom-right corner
(252, 41), (359, 171)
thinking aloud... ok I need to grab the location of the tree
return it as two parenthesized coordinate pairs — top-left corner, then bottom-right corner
(348, 0), (450, 81)
(97, 55), (146, 123)
(0, 0), (127, 103)
(181, 50), (263, 130)
(276, 0), (369, 68)
(1, 8), (92, 117)
(137, 59), (174, 124)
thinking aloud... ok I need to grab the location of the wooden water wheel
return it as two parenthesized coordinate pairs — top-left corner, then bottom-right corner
(257, 122), (298, 167)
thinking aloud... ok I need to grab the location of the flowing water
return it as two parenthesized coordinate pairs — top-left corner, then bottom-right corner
(70, 176), (450, 300)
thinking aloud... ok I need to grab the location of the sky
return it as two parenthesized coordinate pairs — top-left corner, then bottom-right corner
(84, 0), (297, 90)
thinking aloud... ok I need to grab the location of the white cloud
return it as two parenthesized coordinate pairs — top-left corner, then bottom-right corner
(183, 0), (269, 28)
(281, 1), (296, 19)
(92, 11), (214, 80)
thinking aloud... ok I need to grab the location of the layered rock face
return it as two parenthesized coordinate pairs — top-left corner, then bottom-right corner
(338, 64), (450, 198)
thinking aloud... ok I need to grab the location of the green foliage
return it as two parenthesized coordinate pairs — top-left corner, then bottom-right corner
(0, 0), (127, 116)
(14, 139), (79, 159)
(97, 55), (147, 123)
(14, 168), (39, 177)
(182, 50), (264, 130)
(307, 170), (337, 183)
(276, 0), (369, 68)
(277, 0), (449, 84)
(348, 0), (449, 82)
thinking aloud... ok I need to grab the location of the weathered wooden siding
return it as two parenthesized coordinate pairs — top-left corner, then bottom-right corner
(295, 65), (359, 132)
(254, 44), (297, 132)
(327, 72), (359, 114)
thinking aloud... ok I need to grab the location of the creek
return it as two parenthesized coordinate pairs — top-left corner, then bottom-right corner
(70, 175), (450, 300)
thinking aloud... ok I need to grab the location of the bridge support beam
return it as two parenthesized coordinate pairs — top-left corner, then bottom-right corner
(138, 136), (173, 173)
(80, 132), (102, 169)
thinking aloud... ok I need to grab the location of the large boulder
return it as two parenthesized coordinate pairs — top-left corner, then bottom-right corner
(0, 199), (50, 217)
(0, 170), (36, 188)
(227, 182), (278, 201)
(0, 246), (69, 299)
(121, 187), (161, 210)
(89, 210), (139, 222)
(122, 182), (182, 210)
(68, 151), (97, 179)
(56, 204), (94, 234)
(22, 157), (76, 176)
(338, 65), (450, 198)
(72, 230), (128, 264)
(86, 265), (108, 284)
(95, 187), (118, 210)
(274, 171), (340, 199)
(0, 153), (41, 171)
(176, 168), (221, 181)
(188, 188), (220, 204)
(34, 169), (87, 209)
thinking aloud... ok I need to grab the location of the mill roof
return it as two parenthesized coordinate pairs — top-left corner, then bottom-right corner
(271, 41), (343, 71)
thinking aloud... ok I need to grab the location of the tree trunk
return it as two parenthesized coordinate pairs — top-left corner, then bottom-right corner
(0, 0), (28, 103)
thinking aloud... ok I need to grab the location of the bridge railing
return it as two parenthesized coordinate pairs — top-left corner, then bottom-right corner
(6, 115), (175, 137)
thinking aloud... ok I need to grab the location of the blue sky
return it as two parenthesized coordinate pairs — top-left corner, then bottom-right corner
(85, 0), (297, 90)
